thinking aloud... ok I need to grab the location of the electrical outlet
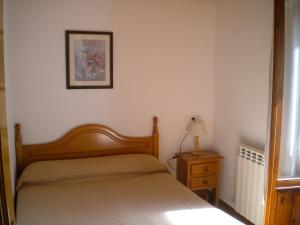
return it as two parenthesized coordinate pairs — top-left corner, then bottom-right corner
(191, 115), (200, 122)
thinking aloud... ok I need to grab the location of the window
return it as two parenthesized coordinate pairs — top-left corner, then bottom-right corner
(279, 0), (300, 178)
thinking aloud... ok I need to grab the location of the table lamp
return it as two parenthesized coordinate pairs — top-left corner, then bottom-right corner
(186, 118), (207, 156)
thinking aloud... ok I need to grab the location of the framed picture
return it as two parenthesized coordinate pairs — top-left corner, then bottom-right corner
(65, 30), (113, 89)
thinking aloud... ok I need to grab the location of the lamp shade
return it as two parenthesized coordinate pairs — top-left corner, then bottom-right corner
(186, 120), (207, 136)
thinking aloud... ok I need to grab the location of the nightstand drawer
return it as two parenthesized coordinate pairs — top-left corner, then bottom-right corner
(191, 163), (219, 176)
(190, 176), (217, 189)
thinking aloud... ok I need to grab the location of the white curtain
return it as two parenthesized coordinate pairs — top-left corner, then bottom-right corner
(279, 0), (300, 178)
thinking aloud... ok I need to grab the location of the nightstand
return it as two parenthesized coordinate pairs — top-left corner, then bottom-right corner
(177, 150), (223, 207)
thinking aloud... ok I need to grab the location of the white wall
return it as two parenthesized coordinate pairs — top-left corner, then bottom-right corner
(6, 0), (274, 207)
(7, 0), (216, 179)
(213, 0), (273, 206)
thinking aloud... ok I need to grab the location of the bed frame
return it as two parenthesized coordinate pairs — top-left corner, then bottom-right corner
(15, 117), (159, 176)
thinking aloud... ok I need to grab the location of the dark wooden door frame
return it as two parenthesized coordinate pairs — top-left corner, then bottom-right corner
(264, 0), (285, 223)
(0, 0), (14, 223)
(264, 0), (300, 224)
(0, 137), (9, 225)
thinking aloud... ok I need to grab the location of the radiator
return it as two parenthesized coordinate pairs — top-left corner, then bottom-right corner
(235, 144), (265, 225)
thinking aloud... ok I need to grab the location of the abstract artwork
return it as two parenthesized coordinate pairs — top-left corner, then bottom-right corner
(66, 31), (113, 89)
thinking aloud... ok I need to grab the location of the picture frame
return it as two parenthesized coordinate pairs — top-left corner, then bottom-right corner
(65, 30), (113, 89)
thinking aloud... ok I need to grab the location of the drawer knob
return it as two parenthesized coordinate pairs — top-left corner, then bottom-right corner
(203, 166), (208, 172)
(202, 180), (208, 185)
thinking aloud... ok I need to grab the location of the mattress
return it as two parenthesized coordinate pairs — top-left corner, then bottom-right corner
(16, 154), (243, 225)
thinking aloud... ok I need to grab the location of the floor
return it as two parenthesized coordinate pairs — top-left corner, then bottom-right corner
(219, 200), (255, 225)
(194, 190), (254, 225)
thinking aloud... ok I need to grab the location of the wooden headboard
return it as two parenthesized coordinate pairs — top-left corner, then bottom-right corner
(15, 117), (159, 176)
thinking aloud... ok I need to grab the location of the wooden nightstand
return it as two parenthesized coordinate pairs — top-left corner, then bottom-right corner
(177, 150), (223, 207)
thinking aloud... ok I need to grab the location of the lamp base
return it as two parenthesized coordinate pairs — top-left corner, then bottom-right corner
(192, 136), (202, 157)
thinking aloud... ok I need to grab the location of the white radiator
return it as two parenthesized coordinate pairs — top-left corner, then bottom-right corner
(235, 144), (265, 225)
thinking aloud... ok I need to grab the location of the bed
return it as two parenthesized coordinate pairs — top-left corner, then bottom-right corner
(15, 117), (243, 225)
